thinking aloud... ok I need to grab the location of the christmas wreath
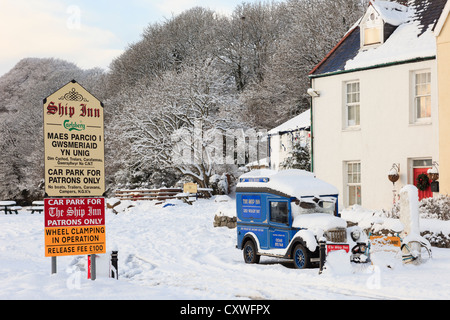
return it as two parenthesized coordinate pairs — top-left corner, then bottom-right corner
(416, 173), (430, 191)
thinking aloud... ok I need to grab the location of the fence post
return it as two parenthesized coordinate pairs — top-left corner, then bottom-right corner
(51, 256), (57, 274)
(111, 251), (119, 279)
(319, 238), (326, 274)
(90, 254), (96, 280)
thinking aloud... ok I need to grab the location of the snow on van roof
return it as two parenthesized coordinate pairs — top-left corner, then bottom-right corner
(236, 169), (339, 199)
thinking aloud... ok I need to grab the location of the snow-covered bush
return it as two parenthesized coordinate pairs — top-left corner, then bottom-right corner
(210, 173), (231, 195)
(383, 194), (450, 221)
(280, 143), (311, 171)
(419, 194), (450, 220)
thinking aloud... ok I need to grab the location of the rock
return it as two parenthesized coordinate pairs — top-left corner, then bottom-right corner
(213, 214), (236, 229)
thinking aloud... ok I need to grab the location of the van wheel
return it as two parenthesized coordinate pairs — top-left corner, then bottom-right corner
(243, 240), (260, 264)
(293, 244), (310, 269)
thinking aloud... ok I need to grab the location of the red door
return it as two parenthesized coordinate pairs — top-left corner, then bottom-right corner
(413, 167), (432, 201)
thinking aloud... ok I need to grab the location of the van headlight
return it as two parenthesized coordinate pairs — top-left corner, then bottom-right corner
(351, 230), (361, 241)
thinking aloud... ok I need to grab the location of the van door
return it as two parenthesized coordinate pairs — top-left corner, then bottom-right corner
(268, 200), (290, 249)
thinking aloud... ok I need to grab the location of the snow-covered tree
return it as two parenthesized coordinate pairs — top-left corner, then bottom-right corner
(112, 61), (244, 188)
(0, 58), (106, 202)
(242, 0), (368, 128)
(280, 143), (311, 171)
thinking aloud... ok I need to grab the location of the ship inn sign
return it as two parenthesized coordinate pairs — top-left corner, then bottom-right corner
(43, 80), (105, 197)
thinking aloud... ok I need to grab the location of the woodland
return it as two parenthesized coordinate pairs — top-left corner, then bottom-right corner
(0, 0), (368, 203)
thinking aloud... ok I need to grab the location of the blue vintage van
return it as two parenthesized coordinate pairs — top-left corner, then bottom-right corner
(236, 169), (369, 269)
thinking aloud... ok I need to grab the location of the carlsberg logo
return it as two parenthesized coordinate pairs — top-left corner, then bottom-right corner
(64, 120), (85, 131)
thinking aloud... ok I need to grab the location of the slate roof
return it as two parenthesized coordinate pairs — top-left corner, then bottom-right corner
(309, 0), (448, 78)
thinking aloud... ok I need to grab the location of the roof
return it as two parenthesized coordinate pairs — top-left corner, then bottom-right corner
(371, 1), (410, 26)
(268, 109), (311, 136)
(236, 169), (339, 199)
(434, 0), (450, 35)
(310, 0), (447, 78)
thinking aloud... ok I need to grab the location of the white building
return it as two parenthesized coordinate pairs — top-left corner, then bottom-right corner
(309, 0), (445, 211)
(268, 109), (311, 171)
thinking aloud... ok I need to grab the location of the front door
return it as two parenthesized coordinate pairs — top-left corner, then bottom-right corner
(413, 167), (432, 201)
(268, 200), (290, 249)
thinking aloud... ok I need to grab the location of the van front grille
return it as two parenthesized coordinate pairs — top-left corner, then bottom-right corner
(325, 228), (347, 243)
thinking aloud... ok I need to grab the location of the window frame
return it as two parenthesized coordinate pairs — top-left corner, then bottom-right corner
(344, 80), (361, 129)
(360, 7), (384, 49)
(411, 70), (432, 124)
(345, 161), (362, 207)
(269, 201), (289, 225)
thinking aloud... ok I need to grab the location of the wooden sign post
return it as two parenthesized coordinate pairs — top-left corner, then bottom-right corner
(43, 80), (105, 279)
(43, 80), (105, 197)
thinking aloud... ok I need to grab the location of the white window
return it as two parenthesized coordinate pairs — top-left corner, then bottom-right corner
(364, 27), (382, 46)
(413, 70), (431, 122)
(345, 81), (360, 128)
(346, 161), (362, 207)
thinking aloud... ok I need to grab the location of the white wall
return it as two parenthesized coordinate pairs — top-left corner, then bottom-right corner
(312, 60), (439, 211)
(269, 130), (310, 171)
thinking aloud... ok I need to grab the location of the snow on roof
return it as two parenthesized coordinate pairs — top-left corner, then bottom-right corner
(245, 157), (269, 168)
(345, 17), (436, 70)
(268, 109), (310, 136)
(236, 169), (339, 199)
(309, 0), (447, 77)
(371, 0), (411, 26)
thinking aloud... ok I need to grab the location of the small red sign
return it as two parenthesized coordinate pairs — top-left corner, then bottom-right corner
(45, 198), (105, 228)
(44, 197), (106, 257)
(327, 244), (350, 253)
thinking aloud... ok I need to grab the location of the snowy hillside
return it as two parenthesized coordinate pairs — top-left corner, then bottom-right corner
(1, 197), (450, 301)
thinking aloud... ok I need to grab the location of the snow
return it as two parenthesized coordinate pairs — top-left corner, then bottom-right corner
(342, 204), (450, 236)
(428, 167), (438, 174)
(268, 109), (310, 136)
(295, 230), (318, 252)
(345, 5), (436, 71)
(237, 169), (339, 199)
(399, 185), (420, 236)
(292, 214), (347, 232)
(2, 198), (450, 300)
(371, 0), (410, 27)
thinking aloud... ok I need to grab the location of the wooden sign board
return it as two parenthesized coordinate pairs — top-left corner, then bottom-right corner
(370, 236), (401, 247)
(43, 80), (105, 197)
(183, 182), (198, 194)
(44, 198), (106, 257)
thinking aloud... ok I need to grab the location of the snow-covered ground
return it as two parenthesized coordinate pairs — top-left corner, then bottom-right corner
(1, 197), (450, 300)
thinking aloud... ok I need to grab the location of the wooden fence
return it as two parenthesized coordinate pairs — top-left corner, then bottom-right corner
(114, 188), (212, 201)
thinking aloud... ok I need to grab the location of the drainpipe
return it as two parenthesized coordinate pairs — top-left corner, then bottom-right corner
(268, 133), (272, 170)
(309, 78), (314, 173)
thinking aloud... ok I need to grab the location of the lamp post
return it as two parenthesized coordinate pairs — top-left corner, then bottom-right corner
(428, 162), (439, 194)
(388, 163), (400, 204)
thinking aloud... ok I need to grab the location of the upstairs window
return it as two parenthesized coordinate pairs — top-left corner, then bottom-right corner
(361, 10), (383, 48)
(345, 81), (360, 128)
(414, 71), (431, 122)
(363, 14), (382, 46)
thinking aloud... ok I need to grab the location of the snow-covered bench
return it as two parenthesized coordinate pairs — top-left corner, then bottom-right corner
(27, 201), (44, 214)
(27, 206), (44, 214)
(0, 201), (21, 214)
(9, 206), (22, 214)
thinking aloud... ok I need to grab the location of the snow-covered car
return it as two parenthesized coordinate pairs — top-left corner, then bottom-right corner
(235, 169), (369, 269)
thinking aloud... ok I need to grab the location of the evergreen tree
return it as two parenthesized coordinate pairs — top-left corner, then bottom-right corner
(280, 142), (311, 171)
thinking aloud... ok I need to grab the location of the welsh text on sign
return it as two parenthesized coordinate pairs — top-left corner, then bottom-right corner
(43, 80), (105, 197)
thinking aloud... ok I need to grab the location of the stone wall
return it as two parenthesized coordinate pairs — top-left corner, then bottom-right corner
(213, 215), (237, 229)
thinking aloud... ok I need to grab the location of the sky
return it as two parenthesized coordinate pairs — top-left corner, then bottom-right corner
(0, 0), (256, 77)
